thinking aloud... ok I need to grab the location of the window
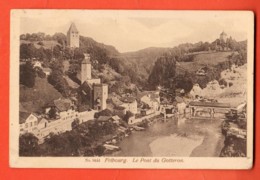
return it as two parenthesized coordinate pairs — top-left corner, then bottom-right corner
(30, 122), (33, 127)
(25, 123), (28, 128)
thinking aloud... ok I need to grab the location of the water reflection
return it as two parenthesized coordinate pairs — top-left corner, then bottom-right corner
(110, 113), (224, 157)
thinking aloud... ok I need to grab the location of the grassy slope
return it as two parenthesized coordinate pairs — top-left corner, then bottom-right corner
(218, 64), (247, 107)
(120, 47), (171, 80)
(177, 51), (233, 74)
(20, 77), (62, 113)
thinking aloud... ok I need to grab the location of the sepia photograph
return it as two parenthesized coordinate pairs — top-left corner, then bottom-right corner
(10, 10), (254, 169)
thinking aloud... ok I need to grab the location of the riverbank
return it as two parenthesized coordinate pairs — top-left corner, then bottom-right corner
(110, 115), (225, 157)
(150, 134), (203, 156)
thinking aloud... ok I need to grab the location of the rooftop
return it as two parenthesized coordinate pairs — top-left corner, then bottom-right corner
(189, 101), (231, 108)
(19, 112), (31, 124)
(67, 22), (79, 34)
(120, 96), (136, 103)
(54, 98), (73, 112)
(42, 67), (52, 72)
(97, 116), (111, 122)
(114, 106), (126, 110)
(220, 31), (227, 36)
(81, 81), (93, 93)
(82, 53), (91, 64)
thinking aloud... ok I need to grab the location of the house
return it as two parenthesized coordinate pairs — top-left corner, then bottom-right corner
(109, 115), (121, 124)
(33, 61), (42, 68)
(53, 98), (77, 120)
(78, 105), (96, 123)
(160, 105), (175, 117)
(31, 105), (98, 144)
(189, 83), (202, 98)
(42, 67), (52, 76)
(19, 112), (38, 134)
(120, 96), (138, 114)
(37, 118), (48, 130)
(140, 92), (160, 112)
(44, 98), (77, 121)
(114, 106), (126, 117)
(140, 109), (154, 116)
(97, 116), (111, 122)
(126, 114), (136, 125)
(196, 68), (206, 76)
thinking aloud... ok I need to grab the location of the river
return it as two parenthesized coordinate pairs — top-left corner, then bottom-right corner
(110, 114), (225, 157)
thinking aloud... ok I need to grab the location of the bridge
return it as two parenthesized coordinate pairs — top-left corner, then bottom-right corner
(189, 101), (231, 118)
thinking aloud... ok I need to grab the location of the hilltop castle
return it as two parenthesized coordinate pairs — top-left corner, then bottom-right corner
(67, 22), (79, 48)
(219, 31), (228, 42)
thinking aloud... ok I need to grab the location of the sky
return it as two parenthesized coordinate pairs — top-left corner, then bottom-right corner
(19, 10), (251, 52)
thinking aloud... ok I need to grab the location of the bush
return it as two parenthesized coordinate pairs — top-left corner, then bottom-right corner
(20, 62), (36, 88)
(37, 41), (44, 46)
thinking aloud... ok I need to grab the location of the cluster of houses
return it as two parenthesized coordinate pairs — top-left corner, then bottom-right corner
(19, 98), (97, 143)
(19, 23), (173, 144)
(19, 89), (164, 143)
(110, 91), (161, 124)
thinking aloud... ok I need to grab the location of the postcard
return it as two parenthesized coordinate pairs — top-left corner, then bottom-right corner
(10, 10), (254, 169)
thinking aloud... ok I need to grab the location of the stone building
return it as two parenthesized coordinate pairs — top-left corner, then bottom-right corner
(80, 54), (108, 110)
(93, 84), (108, 110)
(220, 31), (228, 43)
(67, 22), (79, 48)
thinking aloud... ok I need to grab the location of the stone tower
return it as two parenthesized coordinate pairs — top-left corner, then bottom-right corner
(67, 22), (79, 48)
(93, 84), (108, 110)
(81, 54), (92, 83)
(220, 31), (227, 42)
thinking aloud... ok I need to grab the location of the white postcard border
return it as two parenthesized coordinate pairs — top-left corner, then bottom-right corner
(10, 10), (254, 169)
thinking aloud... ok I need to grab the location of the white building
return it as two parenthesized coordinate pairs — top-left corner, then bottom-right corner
(120, 97), (138, 114)
(19, 112), (39, 134)
(140, 92), (160, 112)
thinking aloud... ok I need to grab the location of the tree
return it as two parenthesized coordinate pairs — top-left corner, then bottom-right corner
(148, 55), (176, 89)
(48, 106), (57, 119)
(20, 43), (37, 59)
(176, 73), (193, 93)
(53, 45), (62, 59)
(71, 118), (80, 129)
(48, 61), (70, 97)
(19, 133), (39, 156)
(148, 54), (176, 101)
(20, 62), (36, 88)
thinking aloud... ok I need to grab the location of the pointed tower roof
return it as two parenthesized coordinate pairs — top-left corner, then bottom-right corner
(82, 53), (91, 64)
(67, 22), (79, 33)
(220, 31), (227, 36)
